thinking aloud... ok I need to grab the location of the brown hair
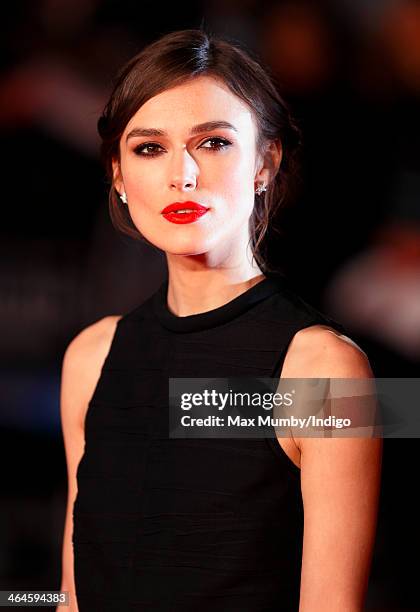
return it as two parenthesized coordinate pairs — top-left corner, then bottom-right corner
(97, 29), (302, 274)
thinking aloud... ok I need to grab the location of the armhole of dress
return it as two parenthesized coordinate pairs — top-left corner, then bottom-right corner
(264, 316), (341, 478)
(100, 315), (124, 372)
(83, 315), (124, 428)
(265, 437), (301, 478)
(75, 316), (125, 498)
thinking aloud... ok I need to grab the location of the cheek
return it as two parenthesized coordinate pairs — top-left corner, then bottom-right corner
(123, 162), (167, 226)
(124, 162), (160, 193)
(218, 154), (256, 210)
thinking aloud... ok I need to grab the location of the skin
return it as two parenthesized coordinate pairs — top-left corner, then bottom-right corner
(112, 75), (282, 314)
(280, 327), (382, 611)
(59, 75), (382, 611)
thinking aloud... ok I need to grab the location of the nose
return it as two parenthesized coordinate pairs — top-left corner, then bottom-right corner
(168, 148), (199, 192)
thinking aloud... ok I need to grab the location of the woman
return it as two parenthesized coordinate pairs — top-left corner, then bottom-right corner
(58, 30), (382, 611)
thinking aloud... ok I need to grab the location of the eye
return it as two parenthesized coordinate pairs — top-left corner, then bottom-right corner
(199, 137), (232, 151)
(133, 142), (165, 157)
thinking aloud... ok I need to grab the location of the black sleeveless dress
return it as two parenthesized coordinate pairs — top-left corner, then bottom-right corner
(72, 274), (346, 611)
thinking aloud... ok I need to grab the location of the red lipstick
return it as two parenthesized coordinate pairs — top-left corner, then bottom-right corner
(161, 201), (209, 224)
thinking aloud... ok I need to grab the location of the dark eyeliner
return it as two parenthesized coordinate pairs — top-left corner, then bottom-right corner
(133, 142), (164, 157)
(133, 137), (232, 157)
(199, 136), (232, 150)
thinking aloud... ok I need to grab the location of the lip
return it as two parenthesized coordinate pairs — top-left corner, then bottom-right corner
(161, 201), (208, 214)
(161, 201), (210, 225)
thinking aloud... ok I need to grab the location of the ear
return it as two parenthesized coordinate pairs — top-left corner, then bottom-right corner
(254, 139), (283, 187)
(112, 158), (124, 195)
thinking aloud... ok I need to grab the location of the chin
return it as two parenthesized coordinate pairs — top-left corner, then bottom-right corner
(165, 242), (211, 257)
(163, 235), (217, 256)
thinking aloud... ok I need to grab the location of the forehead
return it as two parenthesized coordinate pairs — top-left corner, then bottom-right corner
(124, 75), (256, 134)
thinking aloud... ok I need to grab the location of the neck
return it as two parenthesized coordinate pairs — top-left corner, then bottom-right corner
(164, 235), (265, 317)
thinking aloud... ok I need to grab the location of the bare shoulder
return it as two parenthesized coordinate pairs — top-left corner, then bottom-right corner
(279, 324), (378, 463)
(282, 324), (373, 378)
(64, 315), (122, 365)
(61, 315), (122, 430)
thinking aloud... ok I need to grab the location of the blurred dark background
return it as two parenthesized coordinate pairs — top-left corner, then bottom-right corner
(1, 1), (419, 610)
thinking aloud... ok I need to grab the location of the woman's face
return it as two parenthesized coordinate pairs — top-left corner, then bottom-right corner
(113, 75), (266, 260)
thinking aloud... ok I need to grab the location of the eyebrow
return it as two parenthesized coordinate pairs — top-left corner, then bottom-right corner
(125, 120), (238, 142)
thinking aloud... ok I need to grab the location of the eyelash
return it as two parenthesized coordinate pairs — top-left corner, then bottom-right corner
(133, 137), (232, 157)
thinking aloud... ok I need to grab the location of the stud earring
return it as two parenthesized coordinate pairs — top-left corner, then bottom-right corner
(255, 183), (267, 196)
(120, 191), (128, 204)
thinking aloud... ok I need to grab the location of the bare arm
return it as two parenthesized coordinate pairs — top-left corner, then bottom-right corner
(282, 326), (383, 611)
(57, 315), (122, 611)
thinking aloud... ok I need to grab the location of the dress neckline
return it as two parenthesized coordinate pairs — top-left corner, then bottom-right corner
(153, 274), (285, 333)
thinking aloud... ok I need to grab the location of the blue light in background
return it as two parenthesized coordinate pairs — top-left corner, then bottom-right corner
(0, 369), (61, 434)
